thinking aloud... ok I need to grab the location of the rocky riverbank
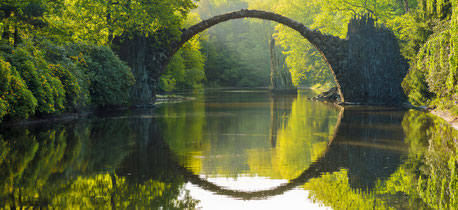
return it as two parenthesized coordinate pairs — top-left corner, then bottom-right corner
(309, 87), (341, 103)
(311, 87), (418, 108)
(311, 87), (458, 131)
(155, 94), (196, 103)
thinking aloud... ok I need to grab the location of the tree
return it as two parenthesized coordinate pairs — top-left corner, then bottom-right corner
(0, 0), (50, 45)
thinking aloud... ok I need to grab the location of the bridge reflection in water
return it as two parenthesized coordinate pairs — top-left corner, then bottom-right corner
(116, 92), (408, 201)
(1, 90), (455, 209)
(146, 105), (408, 200)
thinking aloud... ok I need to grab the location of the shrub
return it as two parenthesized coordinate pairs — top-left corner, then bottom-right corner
(160, 44), (206, 92)
(402, 64), (434, 105)
(36, 39), (91, 109)
(1, 46), (66, 114)
(48, 64), (82, 110)
(0, 98), (7, 120)
(0, 39), (135, 121)
(67, 44), (134, 107)
(0, 57), (37, 121)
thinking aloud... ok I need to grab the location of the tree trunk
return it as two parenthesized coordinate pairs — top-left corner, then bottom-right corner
(2, 23), (9, 43)
(106, 0), (114, 43)
(404, 0), (409, 13)
(110, 172), (117, 210)
(13, 26), (19, 46)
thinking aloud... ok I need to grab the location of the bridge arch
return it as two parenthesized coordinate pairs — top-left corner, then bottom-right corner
(163, 107), (407, 200)
(167, 9), (347, 97)
(115, 106), (408, 200)
(161, 10), (410, 105)
(175, 150), (338, 200)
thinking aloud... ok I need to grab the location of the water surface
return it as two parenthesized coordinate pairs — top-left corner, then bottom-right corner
(0, 89), (457, 209)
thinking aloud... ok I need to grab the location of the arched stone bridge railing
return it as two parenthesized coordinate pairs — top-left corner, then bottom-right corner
(168, 10), (346, 71)
(166, 10), (408, 105)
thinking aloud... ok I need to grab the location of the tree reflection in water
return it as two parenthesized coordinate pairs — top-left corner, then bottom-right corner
(167, 106), (409, 201)
(0, 113), (199, 209)
(305, 109), (457, 209)
(0, 91), (457, 209)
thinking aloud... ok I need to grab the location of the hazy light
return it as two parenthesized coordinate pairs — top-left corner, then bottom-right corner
(185, 176), (331, 210)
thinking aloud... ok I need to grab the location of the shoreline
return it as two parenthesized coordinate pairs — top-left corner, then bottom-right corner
(0, 106), (138, 128)
(308, 87), (458, 131)
(0, 111), (92, 128)
(3, 90), (458, 132)
(0, 93), (196, 128)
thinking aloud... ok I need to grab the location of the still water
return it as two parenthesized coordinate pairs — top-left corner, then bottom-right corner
(0, 89), (457, 209)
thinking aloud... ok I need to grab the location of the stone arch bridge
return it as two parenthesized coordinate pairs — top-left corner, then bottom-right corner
(127, 10), (408, 105)
(169, 10), (408, 105)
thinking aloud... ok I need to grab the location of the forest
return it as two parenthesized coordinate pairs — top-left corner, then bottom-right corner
(1, 0), (458, 208)
(0, 0), (457, 121)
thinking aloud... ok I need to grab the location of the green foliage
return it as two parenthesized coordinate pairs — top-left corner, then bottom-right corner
(402, 1), (458, 108)
(2, 0), (200, 114)
(386, 12), (431, 60)
(204, 37), (262, 87)
(38, 39), (90, 109)
(263, 0), (336, 87)
(402, 63), (435, 105)
(0, 57), (37, 120)
(244, 0), (455, 92)
(48, 64), (82, 110)
(55, 0), (197, 45)
(275, 27), (334, 87)
(247, 0), (414, 88)
(0, 98), (6, 120)
(0, 117), (199, 208)
(195, 0), (272, 88)
(419, 27), (452, 96)
(160, 12), (206, 92)
(451, 0), (458, 101)
(402, 111), (458, 209)
(419, 0), (454, 19)
(161, 52), (185, 92)
(1, 43), (66, 114)
(0, 0), (456, 119)
(181, 45), (206, 90)
(68, 44), (135, 107)
(0, 0), (49, 45)
(0, 38), (135, 121)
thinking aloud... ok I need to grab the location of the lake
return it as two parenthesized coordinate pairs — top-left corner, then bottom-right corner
(0, 89), (457, 209)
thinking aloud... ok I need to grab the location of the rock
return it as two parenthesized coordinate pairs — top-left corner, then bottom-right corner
(399, 102), (429, 110)
(311, 86), (341, 103)
(341, 14), (408, 104)
(269, 36), (296, 92)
